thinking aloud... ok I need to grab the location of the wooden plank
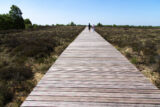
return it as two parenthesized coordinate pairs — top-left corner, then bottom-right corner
(32, 87), (160, 94)
(22, 101), (159, 107)
(25, 96), (160, 104)
(38, 81), (152, 85)
(21, 27), (160, 107)
(29, 92), (160, 99)
(36, 84), (156, 89)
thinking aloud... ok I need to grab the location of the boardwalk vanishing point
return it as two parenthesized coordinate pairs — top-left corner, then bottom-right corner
(22, 27), (160, 107)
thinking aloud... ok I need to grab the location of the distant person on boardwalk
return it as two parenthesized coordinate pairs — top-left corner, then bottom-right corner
(92, 24), (95, 32)
(88, 23), (91, 31)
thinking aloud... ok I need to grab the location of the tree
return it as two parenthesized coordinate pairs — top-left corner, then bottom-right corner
(32, 24), (38, 28)
(68, 21), (76, 26)
(24, 18), (32, 29)
(97, 22), (103, 27)
(9, 5), (25, 29)
(24, 19), (32, 25)
(0, 5), (30, 30)
(0, 14), (14, 30)
(113, 24), (117, 27)
(9, 5), (23, 18)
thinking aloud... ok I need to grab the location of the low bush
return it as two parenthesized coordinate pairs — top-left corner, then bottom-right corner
(0, 83), (14, 106)
(0, 26), (84, 106)
(0, 65), (33, 81)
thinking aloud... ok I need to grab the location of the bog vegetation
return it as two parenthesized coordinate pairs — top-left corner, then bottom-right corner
(96, 26), (160, 88)
(0, 5), (84, 107)
(0, 25), (84, 106)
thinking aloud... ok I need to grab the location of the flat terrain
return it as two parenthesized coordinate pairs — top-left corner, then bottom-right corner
(0, 26), (84, 106)
(22, 28), (160, 107)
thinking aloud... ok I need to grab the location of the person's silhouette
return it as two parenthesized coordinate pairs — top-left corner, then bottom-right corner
(88, 23), (91, 31)
(92, 24), (95, 32)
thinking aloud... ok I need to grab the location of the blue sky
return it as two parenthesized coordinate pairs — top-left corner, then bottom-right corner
(0, 0), (160, 25)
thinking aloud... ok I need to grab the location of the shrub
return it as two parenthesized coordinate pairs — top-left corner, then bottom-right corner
(0, 14), (14, 30)
(32, 24), (38, 29)
(0, 83), (14, 106)
(0, 65), (33, 81)
(24, 19), (32, 25)
(142, 40), (157, 63)
(113, 24), (117, 27)
(68, 22), (76, 26)
(25, 24), (32, 29)
(0, 26), (85, 106)
(131, 57), (138, 64)
(130, 39), (143, 54)
(142, 40), (157, 56)
(97, 22), (103, 27)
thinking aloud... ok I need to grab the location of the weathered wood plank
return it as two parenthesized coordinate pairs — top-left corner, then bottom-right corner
(22, 101), (159, 107)
(29, 92), (160, 99)
(32, 87), (160, 94)
(38, 81), (152, 85)
(25, 96), (160, 104)
(36, 84), (156, 89)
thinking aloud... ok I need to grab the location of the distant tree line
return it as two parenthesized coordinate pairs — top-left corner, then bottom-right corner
(96, 22), (160, 28)
(0, 5), (32, 30)
(0, 5), (81, 31)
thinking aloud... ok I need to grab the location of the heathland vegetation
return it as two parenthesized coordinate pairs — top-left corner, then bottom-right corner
(96, 26), (160, 88)
(0, 5), (84, 107)
(0, 25), (84, 107)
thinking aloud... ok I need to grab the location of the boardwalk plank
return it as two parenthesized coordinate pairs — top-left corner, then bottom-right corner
(22, 101), (159, 107)
(26, 96), (160, 104)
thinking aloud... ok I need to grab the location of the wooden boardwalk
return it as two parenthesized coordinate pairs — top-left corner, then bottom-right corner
(21, 28), (160, 107)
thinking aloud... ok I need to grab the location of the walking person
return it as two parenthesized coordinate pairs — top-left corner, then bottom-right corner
(88, 23), (91, 32)
(92, 24), (95, 32)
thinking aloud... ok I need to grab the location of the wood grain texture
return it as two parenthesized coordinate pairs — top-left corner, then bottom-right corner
(21, 27), (160, 107)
